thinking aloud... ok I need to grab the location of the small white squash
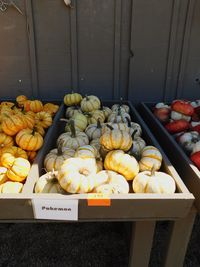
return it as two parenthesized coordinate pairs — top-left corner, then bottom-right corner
(35, 171), (64, 193)
(139, 146), (162, 171)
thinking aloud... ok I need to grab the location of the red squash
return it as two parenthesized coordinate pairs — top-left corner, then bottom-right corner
(191, 124), (200, 134)
(171, 100), (194, 116)
(190, 152), (200, 169)
(153, 107), (170, 123)
(165, 119), (190, 134)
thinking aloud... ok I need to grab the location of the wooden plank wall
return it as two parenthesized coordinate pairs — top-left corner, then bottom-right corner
(0, 0), (198, 102)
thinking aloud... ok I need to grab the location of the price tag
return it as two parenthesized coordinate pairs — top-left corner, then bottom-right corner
(87, 193), (111, 206)
(32, 199), (78, 221)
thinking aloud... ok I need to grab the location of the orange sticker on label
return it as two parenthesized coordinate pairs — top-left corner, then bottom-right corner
(87, 193), (111, 206)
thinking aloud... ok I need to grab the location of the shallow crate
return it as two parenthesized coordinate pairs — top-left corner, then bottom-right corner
(0, 101), (195, 267)
(140, 102), (200, 213)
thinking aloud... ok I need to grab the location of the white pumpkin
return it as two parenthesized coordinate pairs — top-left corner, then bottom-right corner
(74, 145), (100, 159)
(130, 137), (146, 158)
(133, 170), (176, 194)
(192, 141), (200, 154)
(108, 109), (131, 123)
(93, 170), (129, 194)
(178, 131), (199, 154)
(35, 171), (64, 193)
(85, 119), (102, 140)
(58, 158), (98, 193)
(155, 103), (170, 109)
(139, 146), (162, 171)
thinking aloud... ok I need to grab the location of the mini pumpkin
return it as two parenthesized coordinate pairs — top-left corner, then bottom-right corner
(16, 95), (28, 107)
(104, 150), (139, 180)
(44, 145), (75, 172)
(35, 111), (52, 129)
(93, 170), (129, 194)
(90, 138), (101, 151)
(65, 106), (82, 118)
(81, 95), (101, 112)
(2, 114), (27, 136)
(0, 133), (14, 149)
(16, 128), (44, 151)
(87, 110), (105, 125)
(100, 106), (112, 120)
(0, 167), (8, 185)
(129, 137), (146, 158)
(111, 103), (130, 113)
(58, 158), (98, 193)
(43, 103), (59, 116)
(107, 108), (131, 123)
(6, 157), (31, 182)
(85, 119), (102, 140)
(71, 113), (88, 131)
(24, 100), (43, 113)
(1, 146), (28, 161)
(0, 181), (23, 193)
(132, 168), (176, 194)
(64, 92), (82, 106)
(57, 120), (89, 150)
(74, 145), (99, 159)
(100, 128), (132, 151)
(27, 151), (37, 162)
(139, 146), (162, 171)
(35, 171), (64, 193)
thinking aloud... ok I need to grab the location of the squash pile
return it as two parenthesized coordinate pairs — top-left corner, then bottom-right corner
(0, 96), (59, 193)
(153, 99), (200, 170)
(38, 93), (176, 195)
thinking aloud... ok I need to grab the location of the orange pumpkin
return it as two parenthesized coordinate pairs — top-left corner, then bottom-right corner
(24, 100), (43, 113)
(0, 133), (14, 149)
(43, 103), (59, 116)
(1, 146), (28, 161)
(2, 114), (27, 136)
(27, 151), (37, 162)
(16, 95), (28, 107)
(35, 111), (52, 128)
(16, 128), (44, 151)
(34, 124), (45, 136)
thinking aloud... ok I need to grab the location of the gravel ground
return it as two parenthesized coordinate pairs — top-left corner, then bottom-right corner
(0, 216), (199, 267)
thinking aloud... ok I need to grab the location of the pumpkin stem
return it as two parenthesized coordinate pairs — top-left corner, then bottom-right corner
(106, 124), (114, 130)
(57, 142), (63, 156)
(131, 129), (138, 140)
(120, 97), (123, 105)
(150, 165), (156, 176)
(32, 128), (36, 135)
(97, 118), (102, 129)
(69, 120), (76, 137)
(85, 95), (89, 101)
(126, 117), (131, 127)
(117, 106), (121, 116)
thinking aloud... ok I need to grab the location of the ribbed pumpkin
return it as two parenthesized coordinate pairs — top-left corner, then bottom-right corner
(111, 103), (130, 113)
(81, 95), (101, 112)
(100, 106), (112, 120)
(57, 120), (89, 150)
(64, 93), (82, 106)
(93, 170), (129, 194)
(87, 110), (105, 124)
(65, 106), (82, 118)
(44, 145), (75, 172)
(0, 181), (23, 193)
(16, 128), (44, 151)
(0, 133), (14, 149)
(74, 145), (99, 159)
(43, 103), (59, 116)
(72, 113), (88, 131)
(90, 138), (101, 151)
(0, 102), (15, 109)
(35, 171), (64, 193)
(104, 150), (139, 180)
(23, 113), (35, 129)
(24, 100), (43, 113)
(35, 111), (52, 129)
(85, 119), (102, 140)
(27, 151), (37, 162)
(58, 158), (98, 193)
(133, 169), (176, 194)
(34, 124), (45, 137)
(2, 114), (27, 136)
(139, 146), (162, 171)
(0, 167), (8, 185)
(100, 128), (132, 151)
(1, 146), (28, 162)
(130, 137), (146, 158)
(16, 95), (27, 107)
(6, 157), (31, 182)
(107, 108), (131, 123)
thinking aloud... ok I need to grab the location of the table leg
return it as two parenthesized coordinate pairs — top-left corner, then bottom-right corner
(129, 221), (156, 267)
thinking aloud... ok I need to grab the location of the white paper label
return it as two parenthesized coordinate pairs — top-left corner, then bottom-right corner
(32, 199), (78, 221)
